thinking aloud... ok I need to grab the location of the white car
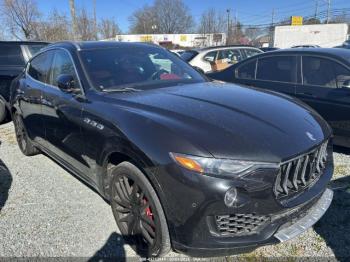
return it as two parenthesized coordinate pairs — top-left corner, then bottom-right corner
(180, 46), (263, 73)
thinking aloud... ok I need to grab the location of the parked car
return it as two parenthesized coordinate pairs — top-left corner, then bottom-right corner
(208, 48), (350, 148)
(180, 45), (263, 73)
(11, 41), (333, 257)
(0, 41), (48, 123)
(292, 45), (320, 48)
(260, 47), (279, 52)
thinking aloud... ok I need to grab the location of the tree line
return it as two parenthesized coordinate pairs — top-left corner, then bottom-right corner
(1, 0), (349, 43)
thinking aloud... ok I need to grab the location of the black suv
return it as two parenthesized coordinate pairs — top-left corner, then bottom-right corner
(10, 41), (333, 257)
(208, 48), (350, 148)
(0, 41), (48, 123)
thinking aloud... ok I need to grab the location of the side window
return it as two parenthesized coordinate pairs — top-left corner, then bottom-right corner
(302, 56), (350, 88)
(256, 56), (297, 83)
(50, 50), (79, 88)
(245, 49), (261, 58)
(203, 51), (217, 62)
(236, 60), (257, 80)
(0, 44), (24, 66)
(28, 51), (53, 83)
(218, 49), (242, 64)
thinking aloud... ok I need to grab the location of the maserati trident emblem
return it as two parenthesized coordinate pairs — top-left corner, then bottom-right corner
(306, 132), (316, 141)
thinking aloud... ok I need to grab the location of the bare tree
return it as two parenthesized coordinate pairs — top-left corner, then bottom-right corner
(76, 7), (96, 40)
(129, 5), (157, 34)
(198, 8), (225, 34)
(153, 0), (194, 33)
(35, 9), (71, 41)
(99, 18), (121, 39)
(1, 0), (41, 40)
(129, 0), (194, 34)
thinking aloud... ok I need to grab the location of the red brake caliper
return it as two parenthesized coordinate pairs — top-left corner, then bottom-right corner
(143, 198), (154, 220)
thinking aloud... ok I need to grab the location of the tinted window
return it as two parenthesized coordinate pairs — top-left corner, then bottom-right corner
(245, 49), (262, 58)
(236, 60), (256, 79)
(302, 56), (350, 88)
(217, 49), (242, 64)
(28, 51), (53, 83)
(257, 56), (297, 83)
(0, 44), (24, 66)
(50, 50), (79, 87)
(180, 50), (198, 62)
(203, 51), (218, 62)
(80, 46), (204, 91)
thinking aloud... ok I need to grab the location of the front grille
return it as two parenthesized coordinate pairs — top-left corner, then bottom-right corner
(274, 140), (328, 199)
(215, 214), (269, 236)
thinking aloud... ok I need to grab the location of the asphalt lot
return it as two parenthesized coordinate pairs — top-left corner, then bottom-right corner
(0, 121), (350, 260)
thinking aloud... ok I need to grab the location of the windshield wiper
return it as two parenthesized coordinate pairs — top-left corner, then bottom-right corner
(101, 87), (142, 93)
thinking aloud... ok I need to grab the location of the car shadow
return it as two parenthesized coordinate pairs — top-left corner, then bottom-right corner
(89, 232), (151, 261)
(314, 175), (350, 261)
(0, 144), (12, 212)
(333, 145), (350, 155)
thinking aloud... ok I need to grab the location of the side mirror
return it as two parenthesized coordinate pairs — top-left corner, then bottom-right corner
(342, 80), (350, 89)
(56, 74), (75, 92)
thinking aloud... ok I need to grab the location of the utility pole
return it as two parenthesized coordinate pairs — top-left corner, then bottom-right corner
(270, 9), (275, 48)
(314, 0), (319, 19)
(69, 0), (77, 40)
(326, 0), (331, 24)
(226, 9), (230, 45)
(93, 0), (97, 40)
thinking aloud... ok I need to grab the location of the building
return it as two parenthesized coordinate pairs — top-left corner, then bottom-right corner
(111, 33), (226, 48)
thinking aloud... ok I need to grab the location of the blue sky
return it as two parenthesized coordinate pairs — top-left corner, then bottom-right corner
(37, 0), (350, 32)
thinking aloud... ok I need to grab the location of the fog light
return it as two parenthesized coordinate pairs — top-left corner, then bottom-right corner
(224, 187), (237, 207)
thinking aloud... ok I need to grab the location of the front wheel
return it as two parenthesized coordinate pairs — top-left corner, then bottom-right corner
(13, 112), (39, 156)
(110, 162), (171, 257)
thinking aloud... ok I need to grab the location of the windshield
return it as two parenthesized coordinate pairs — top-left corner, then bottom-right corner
(0, 44), (24, 66)
(180, 50), (198, 62)
(80, 46), (205, 91)
(26, 44), (48, 57)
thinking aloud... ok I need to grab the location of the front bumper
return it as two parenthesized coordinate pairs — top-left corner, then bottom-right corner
(172, 188), (333, 257)
(275, 188), (333, 242)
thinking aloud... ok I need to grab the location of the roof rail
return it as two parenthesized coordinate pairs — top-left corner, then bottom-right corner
(47, 41), (81, 50)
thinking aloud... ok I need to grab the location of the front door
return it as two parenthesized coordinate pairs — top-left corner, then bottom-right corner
(41, 49), (90, 177)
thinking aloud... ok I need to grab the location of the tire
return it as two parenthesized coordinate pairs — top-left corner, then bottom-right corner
(110, 161), (171, 257)
(0, 100), (6, 124)
(13, 112), (39, 156)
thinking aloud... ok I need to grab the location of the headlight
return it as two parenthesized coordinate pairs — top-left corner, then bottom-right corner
(170, 152), (278, 177)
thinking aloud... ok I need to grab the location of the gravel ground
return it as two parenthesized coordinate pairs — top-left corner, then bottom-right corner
(0, 122), (350, 261)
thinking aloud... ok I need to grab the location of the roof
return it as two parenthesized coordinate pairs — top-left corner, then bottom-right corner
(47, 41), (157, 51)
(0, 41), (49, 45)
(197, 45), (258, 52)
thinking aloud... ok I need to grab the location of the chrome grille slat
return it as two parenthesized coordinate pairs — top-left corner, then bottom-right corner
(274, 141), (329, 199)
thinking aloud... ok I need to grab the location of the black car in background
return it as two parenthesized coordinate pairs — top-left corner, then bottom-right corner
(0, 41), (48, 123)
(11, 41), (333, 257)
(208, 48), (350, 148)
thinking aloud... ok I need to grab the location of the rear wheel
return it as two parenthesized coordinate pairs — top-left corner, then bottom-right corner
(0, 100), (6, 124)
(110, 162), (171, 257)
(13, 112), (39, 156)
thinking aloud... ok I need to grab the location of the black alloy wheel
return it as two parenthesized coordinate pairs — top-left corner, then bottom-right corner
(110, 162), (171, 257)
(13, 112), (39, 156)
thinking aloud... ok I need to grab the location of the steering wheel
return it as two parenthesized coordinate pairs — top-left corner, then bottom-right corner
(149, 69), (169, 80)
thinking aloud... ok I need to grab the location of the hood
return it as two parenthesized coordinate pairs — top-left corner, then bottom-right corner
(103, 82), (331, 163)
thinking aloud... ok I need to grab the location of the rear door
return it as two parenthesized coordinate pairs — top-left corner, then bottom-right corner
(22, 50), (54, 143)
(296, 55), (350, 145)
(254, 55), (298, 95)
